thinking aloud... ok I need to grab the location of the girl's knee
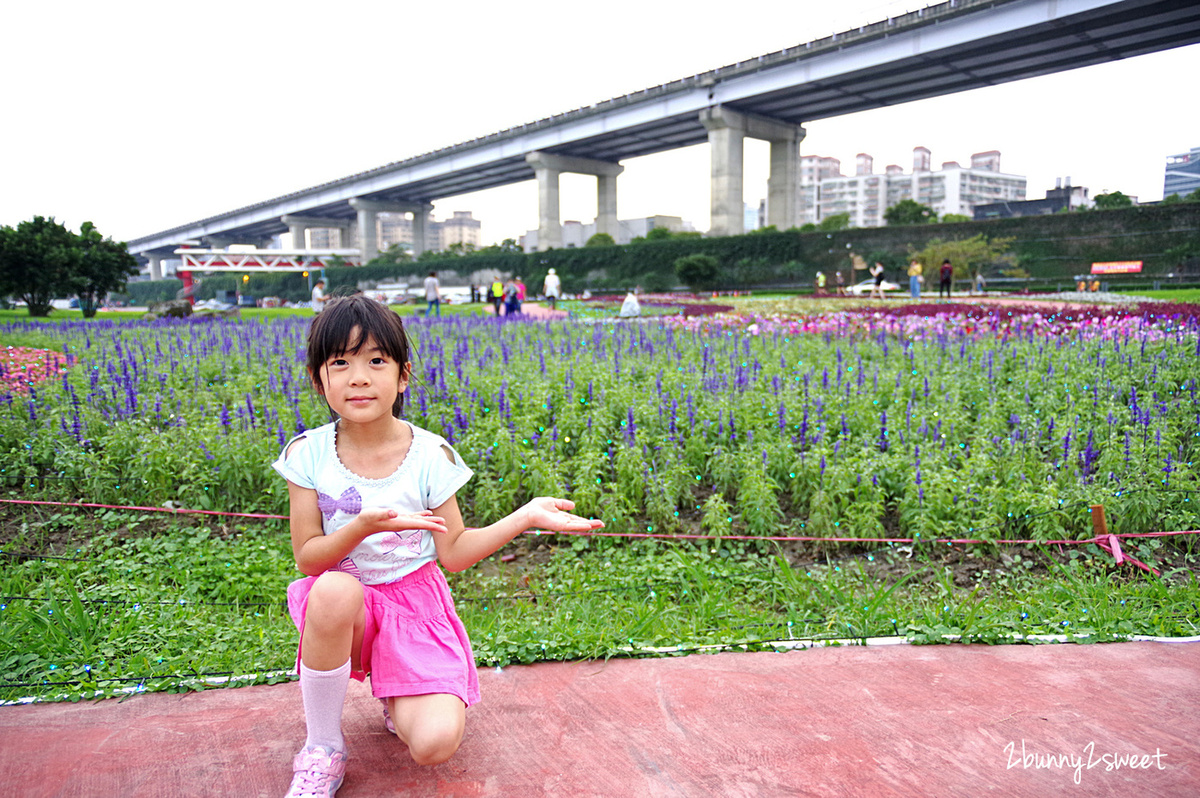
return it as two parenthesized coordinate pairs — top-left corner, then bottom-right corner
(407, 726), (463, 766)
(305, 572), (363, 625)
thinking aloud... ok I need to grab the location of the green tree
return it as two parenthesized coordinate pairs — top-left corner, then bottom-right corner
(1093, 191), (1134, 210)
(586, 232), (615, 247)
(908, 234), (1016, 280)
(645, 226), (674, 241)
(74, 222), (139, 317)
(885, 199), (935, 226)
(940, 213), (971, 223)
(0, 216), (81, 316)
(674, 254), (720, 292)
(817, 213), (851, 232)
(363, 244), (412, 270)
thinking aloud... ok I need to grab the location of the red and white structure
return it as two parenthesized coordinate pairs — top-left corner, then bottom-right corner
(173, 248), (363, 302)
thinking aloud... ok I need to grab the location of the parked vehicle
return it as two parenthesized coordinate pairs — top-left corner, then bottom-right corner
(845, 279), (901, 296)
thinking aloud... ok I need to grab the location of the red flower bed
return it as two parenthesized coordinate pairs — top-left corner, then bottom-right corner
(0, 347), (68, 394)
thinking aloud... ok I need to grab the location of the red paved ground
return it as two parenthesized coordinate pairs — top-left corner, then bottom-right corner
(1, 641), (1197, 797)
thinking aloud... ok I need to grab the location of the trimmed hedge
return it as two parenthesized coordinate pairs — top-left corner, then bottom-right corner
(154, 204), (1200, 295)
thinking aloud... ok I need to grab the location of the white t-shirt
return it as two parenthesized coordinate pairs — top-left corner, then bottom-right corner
(543, 273), (561, 298)
(424, 276), (440, 301)
(272, 421), (473, 584)
(311, 284), (326, 312)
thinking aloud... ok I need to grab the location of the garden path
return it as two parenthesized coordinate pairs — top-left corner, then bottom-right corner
(1, 641), (1196, 796)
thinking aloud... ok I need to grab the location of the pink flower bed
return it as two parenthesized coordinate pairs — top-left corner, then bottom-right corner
(665, 302), (1200, 343)
(0, 347), (69, 394)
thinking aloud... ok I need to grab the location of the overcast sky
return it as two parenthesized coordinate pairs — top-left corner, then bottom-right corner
(2, 0), (1197, 247)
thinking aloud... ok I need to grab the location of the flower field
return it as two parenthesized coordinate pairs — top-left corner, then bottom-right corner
(1, 299), (1198, 702)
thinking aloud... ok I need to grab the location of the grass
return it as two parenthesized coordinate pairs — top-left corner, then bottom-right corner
(1, 503), (1196, 703)
(1119, 289), (1200, 303)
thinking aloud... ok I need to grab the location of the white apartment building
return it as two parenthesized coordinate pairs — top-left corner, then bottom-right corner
(306, 210), (484, 253)
(799, 148), (1026, 227)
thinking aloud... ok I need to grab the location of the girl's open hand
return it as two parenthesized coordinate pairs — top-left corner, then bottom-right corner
(522, 497), (605, 532)
(358, 507), (449, 536)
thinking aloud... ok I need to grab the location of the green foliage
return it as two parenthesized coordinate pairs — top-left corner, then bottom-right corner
(0, 216), (82, 316)
(940, 213), (971, 224)
(1094, 191), (1135, 210)
(909, 234), (1017, 278)
(818, 213), (851, 232)
(585, 233), (615, 247)
(645, 226), (674, 241)
(1, 309), (1199, 700)
(885, 199), (935, 226)
(115, 279), (183, 306)
(674, 254), (720, 291)
(75, 222), (140, 317)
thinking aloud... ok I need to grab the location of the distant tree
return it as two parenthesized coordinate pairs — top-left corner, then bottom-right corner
(674, 254), (720, 292)
(645, 226), (674, 241)
(908, 234), (1016, 280)
(1186, 188), (1200, 203)
(1093, 191), (1134, 210)
(797, 223), (818, 233)
(674, 230), (703, 239)
(1161, 194), (1183, 205)
(885, 199), (935, 226)
(817, 213), (851, 232)
(585, 232), (615, 247)
(0, 216), (81, 316)
(74, 222), (139, 317)
(940, 213), (971, 223)
(364, 245), (412, 270)
(748, 224), (779, 235)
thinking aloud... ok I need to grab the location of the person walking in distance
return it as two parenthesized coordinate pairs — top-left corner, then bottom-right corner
(423, 271), (441, 318)
(907, 259), (923, 300)
(938, 259), (954, 300)
(489, 278), (503, 316)
(869, 262), (886, 300)
(542, 268), (561, 311)
(273, 295), (602, 796)
(311, 279), (328, 314)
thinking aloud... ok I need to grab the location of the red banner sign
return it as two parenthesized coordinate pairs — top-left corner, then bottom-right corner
(1091, 261), (1142, 274)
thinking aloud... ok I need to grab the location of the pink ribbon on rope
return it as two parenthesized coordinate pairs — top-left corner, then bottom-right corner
(1093, 533), (1160, 576)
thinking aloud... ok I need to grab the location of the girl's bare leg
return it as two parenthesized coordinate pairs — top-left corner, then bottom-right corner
(387, 694), (466, 765)
(301, 572), (366, 671)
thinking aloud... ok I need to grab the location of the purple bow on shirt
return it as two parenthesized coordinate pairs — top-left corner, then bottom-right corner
(317, 487), (362, 520)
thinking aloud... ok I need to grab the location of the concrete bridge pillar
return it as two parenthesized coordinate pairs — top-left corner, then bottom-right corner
(203, 235), (235, 250)
(282, 215), (355, 251)
(767, 128), (805, 230)
(411, 204), (433, 259)
(700, 109), (745, 237)
(353, 205), (378, 262)
(348, 200), (429, 262)
(526, 152), (623, 250)
(287, 222), (309, 250)
(146, 253), (164, 281)
(700, 107), (804, 236)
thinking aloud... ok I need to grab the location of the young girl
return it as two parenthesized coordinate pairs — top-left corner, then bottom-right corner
(273, 295), (602, 797)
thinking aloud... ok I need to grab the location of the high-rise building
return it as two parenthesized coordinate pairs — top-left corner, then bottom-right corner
(438, 211), (482, 250)
(799, 147), (1026, 227)
(1164, 147), (1200, 199)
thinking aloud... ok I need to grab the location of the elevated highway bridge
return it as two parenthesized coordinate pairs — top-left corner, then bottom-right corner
(128, 0), (1200, 277)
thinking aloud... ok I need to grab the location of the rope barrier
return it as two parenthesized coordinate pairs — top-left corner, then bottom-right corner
(3, 495), (1197, 576)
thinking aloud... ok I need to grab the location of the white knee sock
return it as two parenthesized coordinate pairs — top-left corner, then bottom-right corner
(299, 659), (351, 753)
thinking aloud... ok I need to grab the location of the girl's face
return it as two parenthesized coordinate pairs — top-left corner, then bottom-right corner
(313, 331), (409, 424)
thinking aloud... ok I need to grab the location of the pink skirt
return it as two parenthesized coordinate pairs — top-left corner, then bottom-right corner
(287, 561), (480, 707)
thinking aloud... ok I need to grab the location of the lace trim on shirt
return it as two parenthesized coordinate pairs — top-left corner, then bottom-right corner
(329, 420), (417, 487)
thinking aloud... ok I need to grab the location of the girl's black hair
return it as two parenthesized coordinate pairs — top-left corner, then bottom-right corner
(307, 294), (411, 418)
